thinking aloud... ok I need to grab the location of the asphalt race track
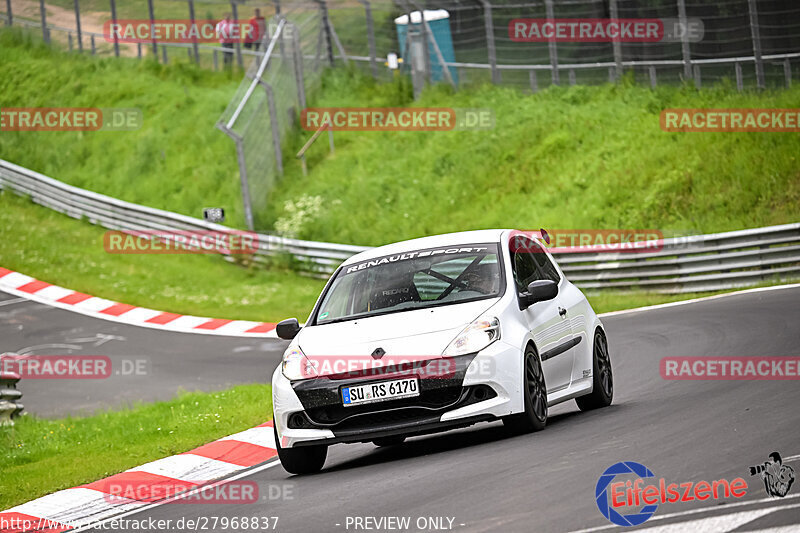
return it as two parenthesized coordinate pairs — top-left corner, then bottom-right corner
(53, 285), (795, 533)
(0, 291), (286, 417)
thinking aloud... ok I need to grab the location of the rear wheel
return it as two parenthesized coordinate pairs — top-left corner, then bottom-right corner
(503, 345), (547, 433)
(372, 436), (406, 447)
(274, 424), (327, 475)
(575, 330), (613, 411)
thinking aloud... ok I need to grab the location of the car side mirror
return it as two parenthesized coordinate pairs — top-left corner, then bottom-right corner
(276, 318), (301, 340)
(519, 280), (558, 310)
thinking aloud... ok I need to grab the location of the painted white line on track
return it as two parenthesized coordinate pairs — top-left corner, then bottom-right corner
(0, 297), (26, 307)
(598, 283), (800, 318)
(634, 504), (800, 533)
(567, 493), (800, 533)
(69, 460), (283, 532)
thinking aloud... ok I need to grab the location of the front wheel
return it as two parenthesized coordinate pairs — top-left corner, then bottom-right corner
(503, 345), (547, 433)
(274, 424), (327, 475)
(575, 330), (613, 411)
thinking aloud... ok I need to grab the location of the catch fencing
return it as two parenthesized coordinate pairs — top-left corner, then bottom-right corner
(2, 158), (799, 293)
(3, 0), (799, 88)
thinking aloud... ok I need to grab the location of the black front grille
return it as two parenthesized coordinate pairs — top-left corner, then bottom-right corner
(305, 385), (463, 425)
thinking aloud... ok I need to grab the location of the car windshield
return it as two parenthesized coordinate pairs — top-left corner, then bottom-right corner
(315, 243), (502, 324)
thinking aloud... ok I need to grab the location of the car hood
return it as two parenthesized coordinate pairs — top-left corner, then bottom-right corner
(297, 298), (498, 360)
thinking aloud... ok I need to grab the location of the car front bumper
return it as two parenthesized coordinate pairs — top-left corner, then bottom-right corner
(271, 340), (523, 448)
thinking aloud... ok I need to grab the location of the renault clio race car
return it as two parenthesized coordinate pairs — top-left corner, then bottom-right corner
(271, 230), (613, 474)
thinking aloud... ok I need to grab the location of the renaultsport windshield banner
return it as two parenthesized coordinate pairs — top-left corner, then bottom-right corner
(343, 243), (497, 275)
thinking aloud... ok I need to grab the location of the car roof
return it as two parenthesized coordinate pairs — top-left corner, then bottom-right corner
(342, 229), (512, 266)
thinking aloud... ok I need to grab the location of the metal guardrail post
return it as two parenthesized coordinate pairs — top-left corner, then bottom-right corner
(676, 0), (692, 81)
(68, 32), (73, 51)
(39, 0), (49, 44)
(747, 0), (765, 90)
(735, 62), (743, 91)
(649, 66), (657, 88)
(529, 70), (537, 92)
(147, 0), (157, 59)
(91, 34), (96, 54)
(358, 0), (379, 79)
(784, 59), (792, 88)
(480, 0), (499, 84)
(609, 0), (622, 81)
(188, 0), (199, 64)
(0, 371), (23, 426)
(109, 0), (119, 57)
(74, 0), (83, 51)
(5, 0), (12, 26)
(544, 0), (558, 85)
(162, 45), (168, 64)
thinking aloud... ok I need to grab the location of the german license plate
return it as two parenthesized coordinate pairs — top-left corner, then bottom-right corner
(341, 378), (419, 407)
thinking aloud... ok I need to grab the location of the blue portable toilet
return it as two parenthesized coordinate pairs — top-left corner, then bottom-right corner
(395, 9), (458, 85)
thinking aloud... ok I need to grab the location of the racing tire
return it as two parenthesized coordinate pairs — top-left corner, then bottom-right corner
(575, 330), (613, 411)
(273, 424), (327, 475)
(503, 344), (547, 433)
(372, 436), (406, 447)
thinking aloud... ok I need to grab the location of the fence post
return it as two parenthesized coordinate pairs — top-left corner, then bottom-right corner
(317, 0), (335, 65)
(480, 0), (499, 84)
(231, 2), (243, 69)
(68, 33), (74, 51)
(358, 0), (379, 80)
(544, 0), (559, 85)
(693, 64), (701, 88)
(649, 66), (656, 88)
(188, 0), (199, 64)
(747, 0), (765, 90)
(784, 58), (791, 88)
(110, 0), (119, 57)
(529, 70), (537, 92)
(5, 0), (11, 26)
(609, 0), (622, 81)
(274, 0), (281, 14)
(735, 62), (743, 91)
(73, 0), (83, 51)
(231, 133), (255, 231)
(162, 45), (168, 64)
(292, 23), (306, 109)
(569, 69), (576, 86)
(263, 82), (284, 177)
(214, 49), (219, 70)
(676, 0), (692, 81)
(147, 0), (157, 59)
(91, 34), (96, 54)
(39, 0), (49, 44)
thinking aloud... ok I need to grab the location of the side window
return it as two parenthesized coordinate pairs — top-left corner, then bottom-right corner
(510, 237), (560, 292)
(532, 246), (560, 283)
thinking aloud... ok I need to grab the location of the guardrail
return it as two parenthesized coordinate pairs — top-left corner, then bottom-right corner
(0, 371), (24, 426)
(1, 158), (799, 293)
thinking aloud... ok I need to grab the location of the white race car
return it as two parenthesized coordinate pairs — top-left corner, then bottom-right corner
(271, 230), (613, 474)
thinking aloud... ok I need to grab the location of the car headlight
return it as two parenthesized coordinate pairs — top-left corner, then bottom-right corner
(281, 345), (317, 380)
(443, 317), (500, 356)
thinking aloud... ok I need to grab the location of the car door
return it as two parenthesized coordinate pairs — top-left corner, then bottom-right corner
(510, 235), (577, 394)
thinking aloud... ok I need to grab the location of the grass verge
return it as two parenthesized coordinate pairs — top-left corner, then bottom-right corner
(0, 191), (325, 322)
(0, 384), (272, 510)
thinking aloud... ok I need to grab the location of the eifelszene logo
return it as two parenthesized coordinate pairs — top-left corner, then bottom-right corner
(595, 461), (748, 527)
